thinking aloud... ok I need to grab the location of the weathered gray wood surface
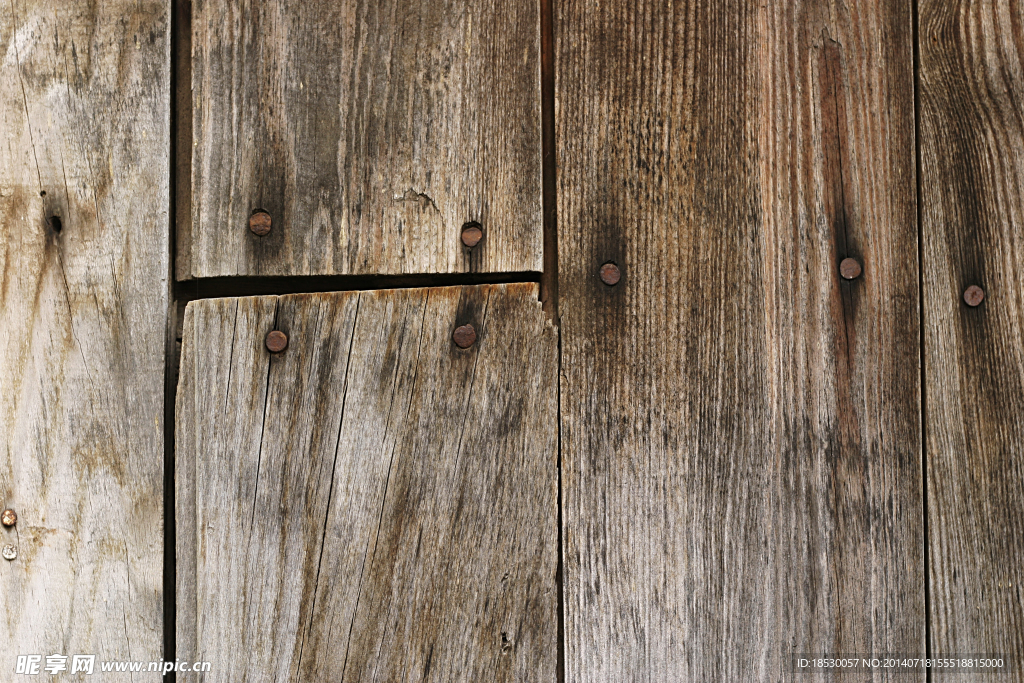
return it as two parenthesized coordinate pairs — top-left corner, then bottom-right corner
(919, 0), (1024, 673)
(557, 0), (924, 679)
(177, 283), (557, 682)
(180, 0), (542, 280)
(0, 0), (168, 674)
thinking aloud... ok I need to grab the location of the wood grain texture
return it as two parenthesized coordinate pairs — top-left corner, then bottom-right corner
(177, 283), (557, 682)
(181, 0), (542, 280)
(557, 0), (923, 679)
(0, 0), (168, 673)
(919, 0), (1024, 673)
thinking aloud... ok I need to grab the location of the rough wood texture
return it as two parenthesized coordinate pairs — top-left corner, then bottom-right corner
(557, 1), (923, 679)
(0, 0), (168, 672)
(919, 0), (1024, 671)
(177, 283), (557, 682)
(181, 0), (542, 280)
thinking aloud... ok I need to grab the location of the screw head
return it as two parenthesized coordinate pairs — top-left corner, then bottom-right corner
(2, 545), (16, 561)
(461, 223), (483, 248)
(840, 257), (862, 280)
(964, 285), (985, 307)
(266, 330), (289, 353)
(1, 509), (16, 527)
(452, 324), (477, 349)
(249, 210), (272, 236)
(599, 263), (621, 286)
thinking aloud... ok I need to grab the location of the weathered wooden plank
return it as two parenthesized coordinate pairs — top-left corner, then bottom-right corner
(180, 0), (542, 280)
(919, 0), (1024, 672)
(177, 283), (557, 682)
(557, 0), (923, 679)
(0, 0), (168, 674)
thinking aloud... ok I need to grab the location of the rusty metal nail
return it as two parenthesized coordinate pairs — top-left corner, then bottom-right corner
(249, 210), (272, 236)
(1, 509), (16, 527)
(453, 324), (477, 349)
(2, 545), (16, 561)
(461, 223), (483, 248)
(964, 285), (985, 307)
(840, 257), (862, 280)
(266, 330), (288, 353)
(599, 263), (621, 286)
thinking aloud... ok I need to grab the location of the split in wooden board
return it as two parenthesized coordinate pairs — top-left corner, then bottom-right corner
(176, 283), (557, 682)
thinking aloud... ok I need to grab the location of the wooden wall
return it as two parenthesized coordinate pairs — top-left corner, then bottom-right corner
(1, 0), (1021, 680)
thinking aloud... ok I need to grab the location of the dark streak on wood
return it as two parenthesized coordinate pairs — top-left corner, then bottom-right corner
(557, 0), (923, 678)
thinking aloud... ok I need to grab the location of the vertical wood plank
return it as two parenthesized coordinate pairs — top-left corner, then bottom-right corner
(0, 0), (168, 673)
(919, 0), (1024, 671)
(177, 284), (557, 682)
(183, 0), (542, 279)
(557, 0), (923, 679)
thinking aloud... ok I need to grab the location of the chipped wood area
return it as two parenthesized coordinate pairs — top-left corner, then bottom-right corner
(919, 0), (1024, 667)
(176, 284), (557, 682)
(180, 0), (543, 280)
(0, 0), (168, 671)
(556, 0), (923, 679)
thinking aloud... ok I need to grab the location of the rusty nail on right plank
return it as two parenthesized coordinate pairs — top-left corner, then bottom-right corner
(599, 263), (621, 286)
(964, 285), (985, 307)
(840, 257), (862, 280)
(453, 324), (477, 349)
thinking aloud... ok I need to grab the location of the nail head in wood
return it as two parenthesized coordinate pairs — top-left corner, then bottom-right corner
(452, 324), (477, 349)
(461, 223), (483, 248)
(2, 545), (16, 561)
(840, 257), (862, 280)
(265, 330), (289, 353)
(599, 263), (621, 286)
(249, 210), (272, 236)
(1, 509), (16, 527)
(964, 285), (985, 307)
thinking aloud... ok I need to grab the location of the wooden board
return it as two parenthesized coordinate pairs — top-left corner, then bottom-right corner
(176, 283), (557, 682)
(556, 1), (924, 679)
(0, 0), (168, 673)
(919, 0), (1024, 672)
(180, 0), (542, 280)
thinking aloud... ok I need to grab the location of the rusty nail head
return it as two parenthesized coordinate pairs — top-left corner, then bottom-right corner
(453, 324), (477, 349)
(964, 285), (985, 307)
(840, 257), (862, 280)
(266, 330), (288, 353)
(1, 509), (16, 527)
(249, 210), (272, 236)
(461, 223), (483, 248)
(2, 545), (15, 560)
(599, 263), (621, 286)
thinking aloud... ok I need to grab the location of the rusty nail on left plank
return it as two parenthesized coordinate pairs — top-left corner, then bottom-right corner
(266, 330), (288, 353)
(249, 210), (272, 236)
(1, 509), (16, 527)
(461, 223), (483, 248)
